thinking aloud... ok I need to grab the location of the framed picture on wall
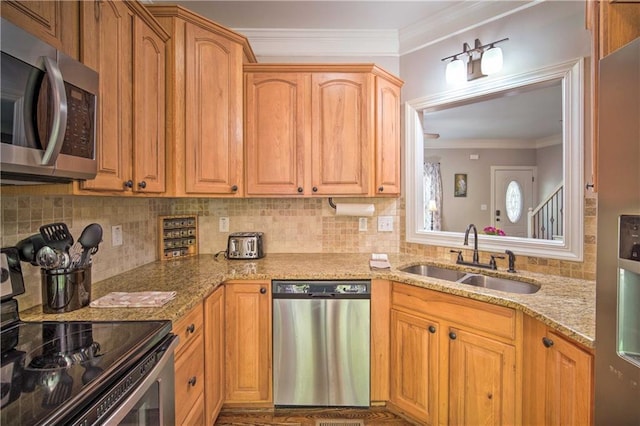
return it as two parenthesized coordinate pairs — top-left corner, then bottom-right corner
(454, 173), (467, 197)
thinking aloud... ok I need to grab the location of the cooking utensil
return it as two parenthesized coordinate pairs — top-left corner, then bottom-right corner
(15, 234), (47, 265)
(36, 246), (63, 270)
(77, 223), (102, 267)
(39, 223), (74, 253)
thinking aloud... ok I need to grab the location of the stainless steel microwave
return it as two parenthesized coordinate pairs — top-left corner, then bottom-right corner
(0, 18), (98, 184)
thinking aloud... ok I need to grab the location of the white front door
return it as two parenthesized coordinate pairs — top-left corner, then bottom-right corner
(491, 167), (536, 238)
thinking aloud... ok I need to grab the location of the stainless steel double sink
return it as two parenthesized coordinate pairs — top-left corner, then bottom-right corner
(399, 264), (540, 294)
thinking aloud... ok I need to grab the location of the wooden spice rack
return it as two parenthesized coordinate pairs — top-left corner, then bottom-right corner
(158, 215), (198, 260)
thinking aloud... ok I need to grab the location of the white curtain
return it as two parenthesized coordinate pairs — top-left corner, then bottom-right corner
(423, 162), (443, 231)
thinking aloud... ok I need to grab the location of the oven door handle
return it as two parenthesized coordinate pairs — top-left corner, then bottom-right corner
(23, 56), (68, 166)
(101, 335), (179, 425)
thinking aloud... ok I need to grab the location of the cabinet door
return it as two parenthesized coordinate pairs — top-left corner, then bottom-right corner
(390, 310), (440, 425)
(544, 330), (594, 426)
(1, 1), (79, 58)
(132, 16), (165, 193)
(225, 281), (272, 402)
(80, 0), (133, 192)
(311, 73), (372, 195)
(245, 73), (311, 196)
(448, 327), (517, 426)
(375, 76), (401, 195)
(184, 23), (243, 195)
(205, 286), (225, 425)
(174, 333), (205, 425)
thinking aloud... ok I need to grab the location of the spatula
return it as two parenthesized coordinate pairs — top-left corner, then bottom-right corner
(39, 223), (74, 252)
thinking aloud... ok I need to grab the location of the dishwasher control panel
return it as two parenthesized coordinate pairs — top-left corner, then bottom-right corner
(272, 280), (370, 297)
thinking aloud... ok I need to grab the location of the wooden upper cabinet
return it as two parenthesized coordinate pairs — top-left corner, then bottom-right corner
(132, 14), (166, 193)
(148, 5), (256, 197)
(79, 0), (134, 192)
(79, 1), (168, 194)
(244, 64), (403, 197)
(597, 1), (640, 58)
(311, 72), (372, 195)
(375, 76), (402, 195)
(1, 1), (80, 59)
(586, 0), (640, 191)
(245, 73), (311, 195)
(184, 23), (243, 194)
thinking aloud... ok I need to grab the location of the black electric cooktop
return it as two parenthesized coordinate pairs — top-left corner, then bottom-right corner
(0, 320), (171, 425)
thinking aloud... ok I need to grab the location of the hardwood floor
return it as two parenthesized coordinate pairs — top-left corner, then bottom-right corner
(214, 407), (419, 426)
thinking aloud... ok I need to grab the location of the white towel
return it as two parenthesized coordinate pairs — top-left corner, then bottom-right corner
(370, 253), (391, 270)
(90, 291), (177, 308)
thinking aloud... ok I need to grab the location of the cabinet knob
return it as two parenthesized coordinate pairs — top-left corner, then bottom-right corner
(138, 181), (147, 189)
(312, 186), (318, 192)
(428, 325), (436, 334)
(186, 323), (195, 334)
(124, 180), (133, 189)
(260, 287), (267, 294)
(231, 185), (238, 192)
(188, 376), (197, 387)
(449, 331), (457, 340)
(542, 337), (554, 348)
(297, 187), (304, 193)
(378, 186), (384, 192)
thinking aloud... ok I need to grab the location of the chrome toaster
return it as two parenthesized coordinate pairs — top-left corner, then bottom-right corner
(227, 232), (265, 259)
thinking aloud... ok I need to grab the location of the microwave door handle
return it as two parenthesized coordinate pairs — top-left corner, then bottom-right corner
(40, 56), (68, 165)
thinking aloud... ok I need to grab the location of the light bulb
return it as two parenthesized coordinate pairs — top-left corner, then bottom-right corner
(481, 46), (503, 75)
(445, 58), (466, 84)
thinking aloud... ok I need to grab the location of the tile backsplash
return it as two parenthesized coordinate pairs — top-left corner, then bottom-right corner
(1, 193), (595, 311)
(1, 196), (172, 310)
(1, 195), (400, 310)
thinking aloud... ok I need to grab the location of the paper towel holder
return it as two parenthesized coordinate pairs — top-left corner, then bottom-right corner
(328, 198), (337, 209)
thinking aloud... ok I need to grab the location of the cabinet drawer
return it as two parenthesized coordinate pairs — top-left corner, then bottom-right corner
(173, 303), (204, 356)
(392, 283), (517, 341)
(175, 333), (204, 425)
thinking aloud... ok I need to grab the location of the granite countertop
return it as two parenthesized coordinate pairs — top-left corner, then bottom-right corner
(19, 253), (596, 348)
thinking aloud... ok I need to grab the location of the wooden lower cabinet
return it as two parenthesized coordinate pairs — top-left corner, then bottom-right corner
(389, 282), (521, 425)
(204, 286), (225, 424)
(523, 315), (594, 426)
(448, 327), (517, 425)
(173, 302), (205, 425)
(390, 310), (440, 424)
(224, 280), (272, 404)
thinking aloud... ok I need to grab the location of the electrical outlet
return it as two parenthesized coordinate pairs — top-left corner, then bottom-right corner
(111, 225), (123, 247)
(219, 217), (229, 232)
(378, 216), (394, 232)
(358, 217), (368, 232)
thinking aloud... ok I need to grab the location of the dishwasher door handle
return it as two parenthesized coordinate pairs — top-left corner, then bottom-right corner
(309, 293), (336, 298)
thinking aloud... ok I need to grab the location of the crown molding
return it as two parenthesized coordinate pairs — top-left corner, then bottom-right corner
(233, 1), (540, 58)
(399, 1), (541, 55)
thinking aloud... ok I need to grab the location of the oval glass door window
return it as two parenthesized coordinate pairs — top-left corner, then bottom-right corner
(505, 181), (523, 223)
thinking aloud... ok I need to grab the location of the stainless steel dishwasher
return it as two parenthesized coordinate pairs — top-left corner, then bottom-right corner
(272, 279), (370, 407)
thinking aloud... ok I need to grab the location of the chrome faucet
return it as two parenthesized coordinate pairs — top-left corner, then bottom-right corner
(463, 224), (480, 263)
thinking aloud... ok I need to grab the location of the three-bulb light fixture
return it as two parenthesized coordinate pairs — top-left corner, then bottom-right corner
(442, 37), (508, 84)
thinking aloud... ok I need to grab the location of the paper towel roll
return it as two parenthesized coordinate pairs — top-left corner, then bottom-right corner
(335, 203), (375, 216)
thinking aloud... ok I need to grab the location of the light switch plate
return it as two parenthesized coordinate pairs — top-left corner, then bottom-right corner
(358, 217), (368, 232)
(219, 217), (229, 232)
(378, 216), (393, 232)
(111, 225), (123, 247)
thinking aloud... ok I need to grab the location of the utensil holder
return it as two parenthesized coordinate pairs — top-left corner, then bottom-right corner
(41, 266), (91, 313)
